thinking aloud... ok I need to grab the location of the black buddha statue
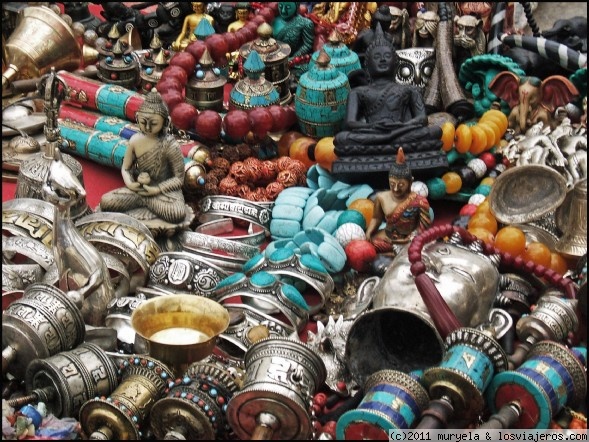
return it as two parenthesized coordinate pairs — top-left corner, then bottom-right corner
(352, 5), (394, 67)
(331, 24), (446, 187)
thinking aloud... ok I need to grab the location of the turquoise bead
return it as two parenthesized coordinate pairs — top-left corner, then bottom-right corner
(337, 209), (367, 230)
(474, 184), (492, 196)
(426, 177), (447, 200)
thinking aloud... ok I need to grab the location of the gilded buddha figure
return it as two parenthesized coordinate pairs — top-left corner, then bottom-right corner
(172, 2), (215, 51)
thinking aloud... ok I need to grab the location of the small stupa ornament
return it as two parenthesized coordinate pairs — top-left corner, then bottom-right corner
(97, 28), (139, 90)
(139, 33), (172, 94)
(239, 22), (292, 105)
(295, 49), (350, 137)
(229, 50), (280, 110)
(185, 48), (228, 112)
(311, 29), (361, 77)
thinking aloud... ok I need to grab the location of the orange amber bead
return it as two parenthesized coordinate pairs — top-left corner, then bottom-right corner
(441, 171), (462, 194)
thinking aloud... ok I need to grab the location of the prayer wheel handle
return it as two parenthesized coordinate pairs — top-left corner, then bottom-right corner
(407, 224), (578, 340)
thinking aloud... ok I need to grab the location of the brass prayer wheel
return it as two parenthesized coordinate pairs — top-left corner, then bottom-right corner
(2, 283), (86, 379)
(227, 337), (326, 440)
(79, 355), (173, 440)
(185, 49), (227, 112)
(239, 23), (292, 105)
(150, 360), (241, 440)
(23, 342), (119, 418)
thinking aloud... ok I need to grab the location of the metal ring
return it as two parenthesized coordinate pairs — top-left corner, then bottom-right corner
(145, 251), (229, 298)
(2, 235), (55, 270)
(179, 230), (260, 260)
(195, 218), (267, 246)
(243, 250), (333, 316)
(213, 273), (309, 334)
(2, 263), (44, 290)
(199, 195), (273, 233)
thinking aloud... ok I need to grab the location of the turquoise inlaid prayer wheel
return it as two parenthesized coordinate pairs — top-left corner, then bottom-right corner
(310, 30), (361, 78)
(421, 328), (508, 421)
(487, 341), (587, 429)
(294, 49), (350, 138)
(336, 370), (429, 440)
(229, 50), (280, 110)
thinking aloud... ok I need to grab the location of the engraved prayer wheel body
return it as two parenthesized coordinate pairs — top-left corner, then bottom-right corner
(150, 361), (241, 440)
(295, 50), (350, 138)
(79, 356), (173, 440)
(422, 328), (508, 421)
(239, 23), (292, 106)
(227, 337), (327, 440)
(24, 342), (119, 418)
(97, 39), (140, 91)
(2, 283), (86, 378)
(336, 370), (429, 439)
(487, 341), (587, 429)
(185, 49), (227, 112)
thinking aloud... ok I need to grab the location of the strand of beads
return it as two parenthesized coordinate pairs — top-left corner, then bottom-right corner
(425, 150), (507, 201)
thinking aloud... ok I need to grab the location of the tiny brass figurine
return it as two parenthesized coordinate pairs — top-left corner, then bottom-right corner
(99, 88), (194, 237)
(172, 2), (215, 52)
(227, 2), (251, 33)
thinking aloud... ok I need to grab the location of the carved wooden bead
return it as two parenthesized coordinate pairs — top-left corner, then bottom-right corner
(410, 261), (427, 276)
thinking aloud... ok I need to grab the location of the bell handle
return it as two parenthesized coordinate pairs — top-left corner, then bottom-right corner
(2, 345), (17, 378)
(2, 64), (19, 91)
(415, 395), (454, 429)
(479, 402), (521, 429)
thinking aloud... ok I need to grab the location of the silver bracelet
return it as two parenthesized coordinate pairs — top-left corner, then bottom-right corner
(213, 272), (309, 334)
(199, 195), (273, 233)
(145, 251), (229, 298)
(195, 218), (267, 246)
(243, 249), (333, 316)
(2, 235), (55, 271)
(2, 263), (44, 290)
(179, 230), (260, 260)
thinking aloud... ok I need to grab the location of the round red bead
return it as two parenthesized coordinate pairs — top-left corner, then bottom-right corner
(110, 73), (117, 80)
(160, 89), (185, 111)
(223, 109), (250, 140)
(410, 261), (426, 276)
(185, 40), (207, 63)
(205, 34), (229, 62)
(171, 103), (198, 131)
(459, 203), (478, 217)
(267, 104), (288, 132)
(478, 152), (497, 170)
(162, 65), (189, 85)
(169, 52), (196, 77)
(195, 110), (223, 141)
(248, 107), (274, 139)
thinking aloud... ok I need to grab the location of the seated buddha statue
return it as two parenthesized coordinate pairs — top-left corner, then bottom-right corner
(333, 23), (442, 157)
(172, 2), (215, 51)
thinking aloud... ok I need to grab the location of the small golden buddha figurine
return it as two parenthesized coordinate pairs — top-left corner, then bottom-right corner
(227, 2), (250, 33)
(172, 2), (215, 51)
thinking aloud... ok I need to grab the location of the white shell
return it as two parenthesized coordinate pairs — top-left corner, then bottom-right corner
(467, 158), (487, 179)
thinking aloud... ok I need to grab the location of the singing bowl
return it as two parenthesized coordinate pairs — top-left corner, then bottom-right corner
(131, 295), (230, 374)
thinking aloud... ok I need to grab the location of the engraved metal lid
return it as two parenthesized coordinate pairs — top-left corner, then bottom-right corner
(488, 164), (568, 224)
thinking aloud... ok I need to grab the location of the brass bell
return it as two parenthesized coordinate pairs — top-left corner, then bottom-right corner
(2, 6), (81, 90)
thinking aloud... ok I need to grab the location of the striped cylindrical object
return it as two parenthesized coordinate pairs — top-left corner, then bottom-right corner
(336, 370), (429, 439)
(58, 70), (144, 120)
(487, 341), (587, 429)
(59, 105), (139, 140)
(500, 34), (588, 71)
(487, 2), (507, 54)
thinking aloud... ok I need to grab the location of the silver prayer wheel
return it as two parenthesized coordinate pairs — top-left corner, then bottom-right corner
(185, 49), (227, 112)
(239, 23), (292, 105)
(150, 360), (241, 440)
(510, 295), (579, 368)
(2, 283), (86, 379)
(22, 342), (119, 418)
(79, 355), (173, 440)
(227, 337), (326, 440)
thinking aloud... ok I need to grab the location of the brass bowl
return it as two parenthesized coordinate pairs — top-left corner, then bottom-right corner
(131, 295), (230, 375)
(488, 164), (567, 224)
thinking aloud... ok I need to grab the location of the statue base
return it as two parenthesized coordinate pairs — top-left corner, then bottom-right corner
(331, 151), (449, 188)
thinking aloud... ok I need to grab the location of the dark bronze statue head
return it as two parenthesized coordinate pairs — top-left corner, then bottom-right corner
(365, 23), (397, 77)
